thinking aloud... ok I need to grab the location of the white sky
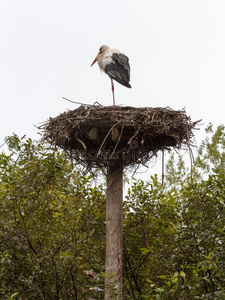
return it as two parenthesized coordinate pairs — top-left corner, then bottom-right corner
(1, 0), (225, 176)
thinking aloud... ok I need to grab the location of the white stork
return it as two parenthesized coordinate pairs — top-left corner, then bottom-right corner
(90, 45), (131, 105)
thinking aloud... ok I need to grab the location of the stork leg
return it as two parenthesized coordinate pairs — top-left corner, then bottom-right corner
(111, 78), (115, 106)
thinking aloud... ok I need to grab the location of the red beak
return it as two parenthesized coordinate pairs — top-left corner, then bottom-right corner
(90, 53), (100, 67)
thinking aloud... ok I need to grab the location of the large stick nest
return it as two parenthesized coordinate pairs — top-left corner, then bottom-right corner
(41, 105), (200, 170)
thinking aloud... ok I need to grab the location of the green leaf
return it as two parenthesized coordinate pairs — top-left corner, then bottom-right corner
(180, 271), (186, 278)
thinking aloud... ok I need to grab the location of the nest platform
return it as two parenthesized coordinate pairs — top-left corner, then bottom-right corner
(41, 105), (199, 170)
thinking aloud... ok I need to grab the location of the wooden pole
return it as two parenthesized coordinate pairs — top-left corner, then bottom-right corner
(105, 162), (123, 300)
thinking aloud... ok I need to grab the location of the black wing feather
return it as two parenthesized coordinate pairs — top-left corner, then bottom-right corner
(105, 53), (131, 88)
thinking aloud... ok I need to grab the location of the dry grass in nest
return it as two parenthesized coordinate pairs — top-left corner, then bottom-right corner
(40, 104), (200, 170)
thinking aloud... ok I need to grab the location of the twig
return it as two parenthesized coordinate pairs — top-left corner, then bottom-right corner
(63, 97), (103, 108)
(110, 123), (124, 159)
(63, 97), (92, 106)
(162, 149), (165, 185)
(77, 138), (87, 151)
(186, 116), (193, 185)
(70, 266), (78, 300)
(97, 121), (121, 157)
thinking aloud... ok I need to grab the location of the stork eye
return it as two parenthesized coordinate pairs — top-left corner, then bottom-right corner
(99, 47), (102, 52)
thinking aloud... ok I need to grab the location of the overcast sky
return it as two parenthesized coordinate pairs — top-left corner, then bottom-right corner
(1, 0), (225, 176)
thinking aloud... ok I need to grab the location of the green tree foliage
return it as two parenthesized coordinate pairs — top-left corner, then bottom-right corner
(0, 135), (105, 299)
(123, 125), (225, 299)
(0, 125), (225, 299)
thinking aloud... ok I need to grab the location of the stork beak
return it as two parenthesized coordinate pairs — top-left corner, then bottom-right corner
(90, 53), (99, 67)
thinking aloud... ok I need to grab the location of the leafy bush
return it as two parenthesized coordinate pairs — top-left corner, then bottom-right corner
(0, 135), (105, 299)
(123, 125), (225, 299)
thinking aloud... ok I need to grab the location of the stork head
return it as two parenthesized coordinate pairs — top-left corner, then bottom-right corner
(90, 45), (110, 67)
(98, 45), (109, 53)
